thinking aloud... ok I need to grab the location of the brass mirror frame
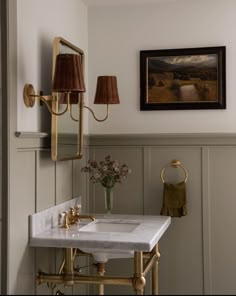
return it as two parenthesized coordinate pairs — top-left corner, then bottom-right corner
(51, 37), (85, 161)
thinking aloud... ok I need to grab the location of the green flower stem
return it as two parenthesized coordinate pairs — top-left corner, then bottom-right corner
(104, 187), (113, 214)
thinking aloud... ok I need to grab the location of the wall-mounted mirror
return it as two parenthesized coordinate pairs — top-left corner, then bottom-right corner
(51, 37), (85, 161)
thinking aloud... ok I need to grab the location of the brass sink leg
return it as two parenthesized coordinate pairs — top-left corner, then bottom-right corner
(96, 262), (106, 295)
(63, 248), (74, 285)
(152, 244), (160, 295)
(37, 247), (161, 294)
(133, 251), (146, 295)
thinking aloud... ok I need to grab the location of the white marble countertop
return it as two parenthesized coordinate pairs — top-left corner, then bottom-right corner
(29, 213), (171, 252)
(29, 197), (171, 261)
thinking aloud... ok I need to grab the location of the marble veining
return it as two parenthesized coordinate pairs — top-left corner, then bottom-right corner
(29, 202), (171, 254)
(30, 197), (81, 237)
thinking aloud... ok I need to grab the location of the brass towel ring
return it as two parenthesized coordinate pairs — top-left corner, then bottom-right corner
(160, 159), (188, 183)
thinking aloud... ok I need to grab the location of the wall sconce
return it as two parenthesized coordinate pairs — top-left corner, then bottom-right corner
(85, 75), (120, 122)
(23, 54), (86, 115)
(23, 54), (120, 159)
(23, 54), (120, 120)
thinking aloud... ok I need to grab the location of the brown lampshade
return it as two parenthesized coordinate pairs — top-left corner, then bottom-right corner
(52, 54), (86, 93)
(94, 76), (120, 104)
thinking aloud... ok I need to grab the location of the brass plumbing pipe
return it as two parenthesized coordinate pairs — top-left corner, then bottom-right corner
(58, 248), (77, 275)
(143, 253), (158, 277)
(143, 244), (160, 277)
(37, 273), (133, 287)
(152, 245), (160, 295)
(63, 248), (74, 285)
(37, 244), (160, 294)
(133, 251), (146, 295)
(96, 262), (106, 295)
(38, 247), (133, 288)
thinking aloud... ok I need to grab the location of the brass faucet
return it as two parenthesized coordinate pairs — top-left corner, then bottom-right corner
(59, 206), (95, 229)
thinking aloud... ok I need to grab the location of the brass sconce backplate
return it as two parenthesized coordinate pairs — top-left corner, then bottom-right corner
(23, 84), (36, 107)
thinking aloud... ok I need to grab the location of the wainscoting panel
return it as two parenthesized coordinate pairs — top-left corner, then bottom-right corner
(36, 150), (55, 212)
(88, 146), (144, 295)
(36, 150), (56, 295)
(8, 134), (236, 295)
(88, 134), (236, 295)
(72, 149), (90, 213)
(55, 160), (73, 205)
(10, 137), (89, 295)
(9, 150), (36, 295)
(88, 142), (204, 295)
(208, 147), (236, 295)
(147, 147), (203, 295)
(0, 220), (2, 292)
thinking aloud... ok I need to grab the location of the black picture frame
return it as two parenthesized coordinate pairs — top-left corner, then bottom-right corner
(140, 46), (226, 110)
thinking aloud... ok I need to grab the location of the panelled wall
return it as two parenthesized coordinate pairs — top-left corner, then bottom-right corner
(8, 134), (89, 295)
(0, 18), (2, 295)
(88, 134), (236, 295)
(1, 0), (7, 292)
(6, 133), (236, 295)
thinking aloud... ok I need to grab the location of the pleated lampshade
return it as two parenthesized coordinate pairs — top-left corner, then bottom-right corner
(94, 76), (120, 104)
(52, 54), (86, 93)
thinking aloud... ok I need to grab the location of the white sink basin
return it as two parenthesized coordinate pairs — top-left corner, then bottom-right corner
(78, 220), (140, 262)
(79, 221), (139, 233)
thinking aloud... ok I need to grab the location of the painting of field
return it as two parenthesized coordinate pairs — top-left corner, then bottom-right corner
(147, 54), (218, 104)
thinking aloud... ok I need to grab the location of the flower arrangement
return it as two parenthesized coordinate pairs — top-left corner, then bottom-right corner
(81, 155), (131, 189)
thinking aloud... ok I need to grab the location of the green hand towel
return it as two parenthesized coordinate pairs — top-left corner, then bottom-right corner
(160, 181), (187, 217)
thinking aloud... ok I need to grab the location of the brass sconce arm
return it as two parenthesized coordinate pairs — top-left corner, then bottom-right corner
(84, 104), (109, 122)
(40, 94), (69, 116)
(69, 104), (79, 122)
(23, 83), (70, 116)
(70, 104), (109, 123)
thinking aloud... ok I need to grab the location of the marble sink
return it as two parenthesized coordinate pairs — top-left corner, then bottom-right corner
(79, 220), (140, 233)
(78, 220), (141, 262)
(29, 197), (171, 263)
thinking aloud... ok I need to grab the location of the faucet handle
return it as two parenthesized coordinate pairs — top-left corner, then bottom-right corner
(69, 207), (76, 216)
(59, 211), (70, 229)
(74, 205), (81, 215)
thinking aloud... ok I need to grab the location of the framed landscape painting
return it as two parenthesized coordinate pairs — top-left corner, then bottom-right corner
(140, 46), (226, 110)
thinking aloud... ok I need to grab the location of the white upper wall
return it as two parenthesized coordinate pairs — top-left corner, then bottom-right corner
(17, 0), (88, 133)
(88, 0), (236, 134)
